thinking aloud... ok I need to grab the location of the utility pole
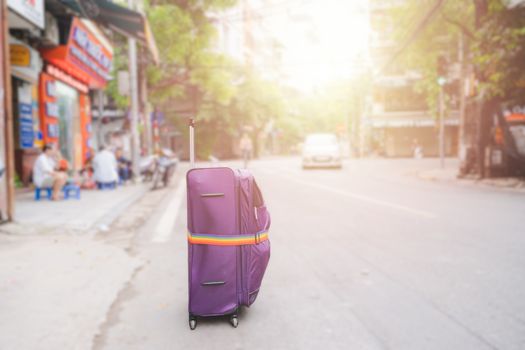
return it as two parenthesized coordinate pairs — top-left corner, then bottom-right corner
(437, 55), (447, 169)
(353, 88), (361, 158)
(1, 0), (15, 220)
(128, 0), (140, 180)
(458, 32), (467, 173)
(139, 47), (152, 155)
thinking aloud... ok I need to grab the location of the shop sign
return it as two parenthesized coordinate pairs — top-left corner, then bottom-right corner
(10, 45), (30, 66)
(46, 81), (56, 98)
(7, 0), (44, 29)
(47, 124), (59, 138)
(9, 37), (42, 83)
(19, 103), (34, 148)
(67, 18), (112, 86)
(371, 118), (459, 128)
(503, 105), (525, 122)
(46, 65), (88, 94)
(45, 102), (58, 118)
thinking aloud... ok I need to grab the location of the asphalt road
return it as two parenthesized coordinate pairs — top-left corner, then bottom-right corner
(95, 158), (525, 350)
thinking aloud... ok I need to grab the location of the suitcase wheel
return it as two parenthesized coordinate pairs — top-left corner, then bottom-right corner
(229, 314), (238, 328)
(189, 315), (197, 330)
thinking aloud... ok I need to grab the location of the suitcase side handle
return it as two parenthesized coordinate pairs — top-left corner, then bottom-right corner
(200, 193), (225, 198)
(201, 281), (226, 286)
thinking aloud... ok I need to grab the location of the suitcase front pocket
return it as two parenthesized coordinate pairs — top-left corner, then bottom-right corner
(189, 245), (238, 316)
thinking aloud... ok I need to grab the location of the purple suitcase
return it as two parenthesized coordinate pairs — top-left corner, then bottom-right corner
(186, 167), (271, 329)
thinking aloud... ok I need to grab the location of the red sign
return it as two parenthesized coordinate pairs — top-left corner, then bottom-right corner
(46, 65), (88, 93)
(41, 17), (113, 89)
(67, 18), (112, 88)
(506, 113), (525, 123)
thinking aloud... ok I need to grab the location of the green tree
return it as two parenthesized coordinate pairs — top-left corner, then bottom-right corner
(146, 0), (238, 107)
(392, 0), (525, 108)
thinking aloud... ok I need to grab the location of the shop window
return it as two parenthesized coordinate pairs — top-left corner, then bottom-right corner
(55, 81), (80, 168)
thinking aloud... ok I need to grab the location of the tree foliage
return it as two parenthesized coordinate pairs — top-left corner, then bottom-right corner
(145, 0), (238, 107)
(392, 0), (525, 107)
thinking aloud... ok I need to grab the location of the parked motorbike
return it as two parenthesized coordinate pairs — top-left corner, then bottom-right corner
(139, 155), (157, 182)
(151, 149), (178, 190)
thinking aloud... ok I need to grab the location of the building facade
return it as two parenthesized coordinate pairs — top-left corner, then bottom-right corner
(9, 12), (112, 181)
(362, 0), (459, 157)
(1, 0), (113, 220)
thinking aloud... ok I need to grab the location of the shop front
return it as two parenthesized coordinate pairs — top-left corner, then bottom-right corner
(39, 64), (91, 171)
(363, 113), (459, 157)
(40, 17), (112, 170)
(9, 37), (43, 185)
(484, 105), (525, 177)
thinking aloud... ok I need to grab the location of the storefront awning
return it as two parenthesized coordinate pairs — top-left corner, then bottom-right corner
(59, 0), (159, 64)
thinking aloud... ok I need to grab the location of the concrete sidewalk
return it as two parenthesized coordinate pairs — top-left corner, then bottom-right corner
(5, 183), (149, 234)
(0, 233), (142, 350)
(0, 173), (182, 350)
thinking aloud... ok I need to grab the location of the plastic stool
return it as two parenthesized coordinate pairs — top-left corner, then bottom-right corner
(97, 181), (117, 190)
(63, 184), (81, 200)
(35, 187), (53, 200)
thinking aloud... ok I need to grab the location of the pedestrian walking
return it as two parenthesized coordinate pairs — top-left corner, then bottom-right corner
(239, 133), (253, 168)
(412, 138), (423, 159)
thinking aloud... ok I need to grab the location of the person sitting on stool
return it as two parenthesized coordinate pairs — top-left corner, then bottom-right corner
(33, 144), (67, 200)
(92, 146), (118, 189)
(115, 148), (132, 182)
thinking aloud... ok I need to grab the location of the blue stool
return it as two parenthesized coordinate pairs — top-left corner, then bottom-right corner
(35, 187), (53, 200)
(63, 184), (81, 200)
(97, 181), (117, 190)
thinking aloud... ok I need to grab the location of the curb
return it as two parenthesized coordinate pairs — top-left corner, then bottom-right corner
(417, 170), (525, 193)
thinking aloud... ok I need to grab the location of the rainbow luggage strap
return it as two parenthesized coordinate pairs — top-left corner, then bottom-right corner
(188, 230), (269, 246)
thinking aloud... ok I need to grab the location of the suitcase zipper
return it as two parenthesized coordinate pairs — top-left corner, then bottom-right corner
(236, 170), (244, 304)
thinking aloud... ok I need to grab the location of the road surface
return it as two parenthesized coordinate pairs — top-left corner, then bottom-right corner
(94, 158), (525, 350)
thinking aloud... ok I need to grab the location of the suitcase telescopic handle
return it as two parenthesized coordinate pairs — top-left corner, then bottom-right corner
(189, 117), (195, 169)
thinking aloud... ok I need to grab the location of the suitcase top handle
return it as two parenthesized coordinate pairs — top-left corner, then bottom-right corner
(187, 230), (269, 246)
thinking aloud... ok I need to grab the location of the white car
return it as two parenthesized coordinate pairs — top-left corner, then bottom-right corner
(302, 133), (342, 169)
